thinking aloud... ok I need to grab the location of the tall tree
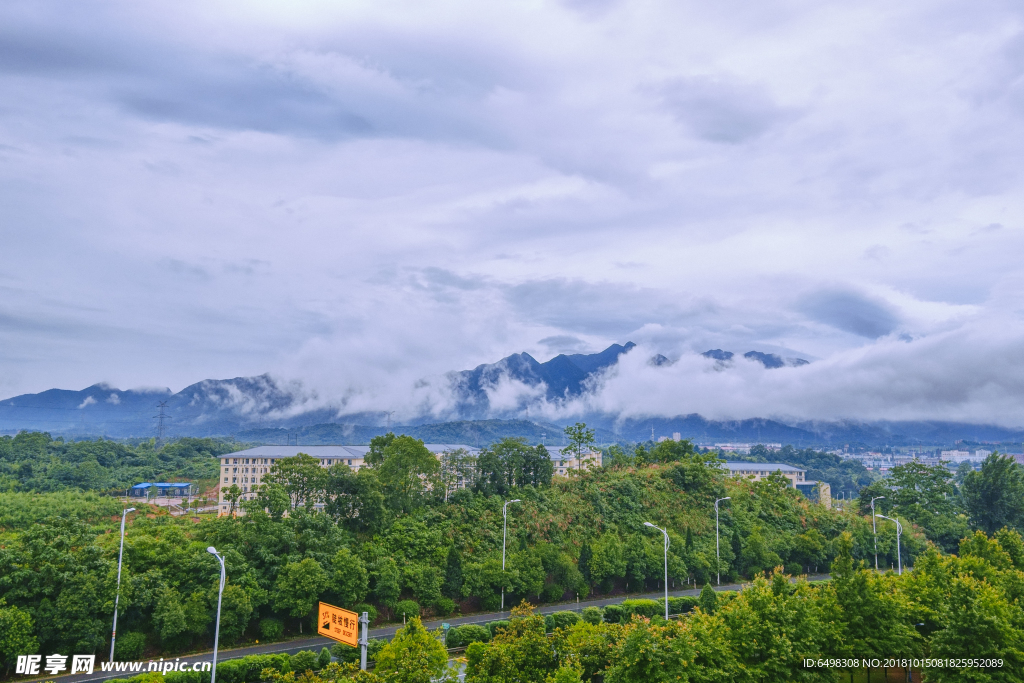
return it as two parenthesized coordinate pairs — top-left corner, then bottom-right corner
(961, 453), (1024, 534)
(367, 435), (440, 514)
(263, 453), (328, 510)
(563, 423), (596, 471)
(273, 558), (329, 632)
(443, 546), (463, 600)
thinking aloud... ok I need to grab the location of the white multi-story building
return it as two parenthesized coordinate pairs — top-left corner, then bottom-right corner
(217, 443), (601, 514)
(723, 462), (831, 508)
(217, 444), (478, 514)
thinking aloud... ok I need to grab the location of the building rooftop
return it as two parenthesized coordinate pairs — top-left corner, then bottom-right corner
(723, 461), (804, 473)
(221, 444), (480, 458)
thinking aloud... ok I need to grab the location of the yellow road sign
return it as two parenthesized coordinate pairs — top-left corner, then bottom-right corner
(317, 602), (359, 646)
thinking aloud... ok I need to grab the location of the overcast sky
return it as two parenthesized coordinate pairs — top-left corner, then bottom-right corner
(2, 0), (1023, 425)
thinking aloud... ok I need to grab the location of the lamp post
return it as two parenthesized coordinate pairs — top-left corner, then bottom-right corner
(715, 497), (731, 586)
(871, 496), (886, 571)
(501, 499), (521, 611)
(875, 515), (903, 575)
(643, 522), (669, 621)
(109, 508), (136, 662)
(207, 547), (226, 683)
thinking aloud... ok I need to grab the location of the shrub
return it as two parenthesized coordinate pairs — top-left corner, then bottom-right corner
(290, 650), (319, 673)
(367, 638), (388, 661)
(698, 585), (718, 614)
(259, 618), (284, 641)
(395, 599), (421, 621)
(602, 604), (624, 623)
(486, 620), (509, 638)
(552, 611), (581, 629)
(114, 632), (146, 660)
(581, 606), (603, 625)
(353, 603), (379, 625)
(481, 593), (501, 611)
(318, 648), (331, 669)
(165, 671), (209, 683)
(621, 599), (660, 619)
(540, 583), (565, 603)
(785, 563), (803, 576)
(544, 614), (556, 633)
(331, 642), (359, 664)
(449, 624), (490, 648)
(666, 596), (698, 615)
(435, 597), (455, 617)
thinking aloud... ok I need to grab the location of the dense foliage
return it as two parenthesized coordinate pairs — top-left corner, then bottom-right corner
(3, 432), (1024, 680)
(0, 433), (241, 492)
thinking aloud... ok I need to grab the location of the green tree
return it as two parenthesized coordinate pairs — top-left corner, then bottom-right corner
(829, 532), (917, 668)
(438, 448), (476, 502)
(264, 453), (328, 510)
(374, 616), (449, 683)
(273, 558), (329, 632)
(443, 546), (464, 600)
(330, 547), (369, 608)
(604, 611), (738, 683)
(928, 574), (1024, 681)
(366, 435), (439, 514)
(698, 584), (717, 615)
(218, 584), (254, 643)
(0, 600), (38, 676)
(562, 423), (596, 471)
(465, 603), (558, 683)
(962, 453), (1024, 534)
(577, 542), (593, 586)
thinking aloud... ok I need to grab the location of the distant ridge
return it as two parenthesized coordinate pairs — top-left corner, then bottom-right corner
(2, 342), (1022, 447)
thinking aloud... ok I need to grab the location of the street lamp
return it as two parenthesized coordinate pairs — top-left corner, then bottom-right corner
(501, 499), (521, 611)
(715, 497), (731, 586)
(207, 547), (226, 683)
(109, 508), (135, 662)
(875, 515), (903, 575)
(871, 496), (886, 571)
(643, 522), (669, 621)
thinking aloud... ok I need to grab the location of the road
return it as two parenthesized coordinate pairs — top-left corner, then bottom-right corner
(36, 575), (829, 683)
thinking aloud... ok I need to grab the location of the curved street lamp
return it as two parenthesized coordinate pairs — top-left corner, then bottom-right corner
(109, 508), (135, 662)
(644, 522), (669, 620)
(875, 514), (903, 575)
(714, 497), (731, 586)
(501, 499), (521, 611)
(207, 547), (227, 683)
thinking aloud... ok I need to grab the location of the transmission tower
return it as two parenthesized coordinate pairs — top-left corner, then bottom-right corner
(154, 401), (169, 448)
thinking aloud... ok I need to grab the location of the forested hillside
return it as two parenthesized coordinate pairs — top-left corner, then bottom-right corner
(2, 436), (1023, 680)
(0, 433), (242, 492)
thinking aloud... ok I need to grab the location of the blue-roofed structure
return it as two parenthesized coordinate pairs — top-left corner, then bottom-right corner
(129, 482), (192, 497)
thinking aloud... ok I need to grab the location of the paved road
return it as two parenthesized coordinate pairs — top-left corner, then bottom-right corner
(35, 575), (830, 683)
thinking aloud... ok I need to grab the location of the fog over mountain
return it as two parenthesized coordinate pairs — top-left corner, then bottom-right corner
(2, 1), (1024, 433)
(4, 342), (1024, 446)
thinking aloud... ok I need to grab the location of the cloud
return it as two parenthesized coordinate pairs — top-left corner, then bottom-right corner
(799, 289), (901, 338)
(0, 0), (1023, 429)
(659, 76), (793, 144)
(78, 396), (96, 408)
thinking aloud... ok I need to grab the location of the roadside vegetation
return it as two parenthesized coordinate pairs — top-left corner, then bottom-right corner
(2, 431), (1024, 681)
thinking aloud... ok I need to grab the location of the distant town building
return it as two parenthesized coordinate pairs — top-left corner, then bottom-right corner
(551, 447), (602, 476)
(723, 462), (831, 508)
(940, 449), (983, 463)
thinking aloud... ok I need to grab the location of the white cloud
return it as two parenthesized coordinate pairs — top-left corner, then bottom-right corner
(78, 396), (96, 408)
(0, 0), (1022, 426)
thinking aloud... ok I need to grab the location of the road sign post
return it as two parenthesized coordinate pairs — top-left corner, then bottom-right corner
(359, 611), (368, 671)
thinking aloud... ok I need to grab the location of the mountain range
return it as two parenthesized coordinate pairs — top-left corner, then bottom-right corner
(2, 343), (1022, 447)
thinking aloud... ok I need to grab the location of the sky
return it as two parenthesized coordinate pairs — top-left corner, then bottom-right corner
(2, 0), (1024, 426)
